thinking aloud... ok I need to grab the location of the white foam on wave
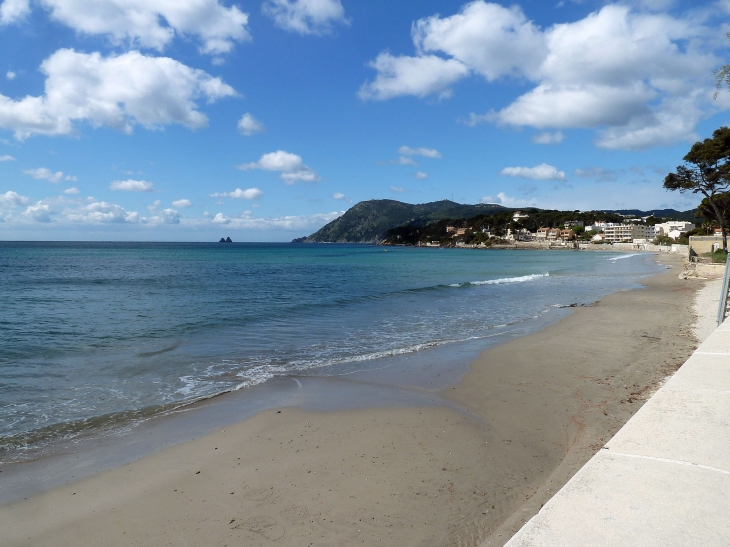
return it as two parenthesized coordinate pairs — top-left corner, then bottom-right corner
(607, 253), (642, 261)
(468, 272), (549, 286)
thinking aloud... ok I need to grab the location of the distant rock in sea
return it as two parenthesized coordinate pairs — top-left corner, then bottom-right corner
(219, 237), (233, 243)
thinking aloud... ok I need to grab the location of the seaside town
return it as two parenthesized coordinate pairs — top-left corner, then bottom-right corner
(384, 209), (725, 257)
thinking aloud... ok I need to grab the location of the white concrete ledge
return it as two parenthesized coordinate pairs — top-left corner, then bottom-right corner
(504, 325), (730, 547)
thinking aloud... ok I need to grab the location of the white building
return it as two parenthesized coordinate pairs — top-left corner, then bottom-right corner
(654, 221), (695, 240)
(603, 224), (656, 243)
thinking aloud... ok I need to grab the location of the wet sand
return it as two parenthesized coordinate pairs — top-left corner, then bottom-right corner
(0, 254), (705, 547)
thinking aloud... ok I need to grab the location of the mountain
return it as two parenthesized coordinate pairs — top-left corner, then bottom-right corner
(304, 199), (507, 243)
(602, 208), (700, 222)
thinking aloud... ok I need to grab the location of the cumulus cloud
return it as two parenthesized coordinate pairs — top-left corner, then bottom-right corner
(358, 53), (469, 101)
(0, 0), (29, 24)
(398, 145), (442, 158)
(23, 167), (65, 183)
(414, 171), (428, 180)
(532, 131), (564, 145)
(3, 0), (250, 55)
(364, 1), (726, 150)
(64, 187), (80, 194)
(23, 202), (54, 222)
(6, 71), (15, 80)
(0, 49), (236, 140)
(238, 112), (265, 136)
(390, 185), (405, 193)
(412, 1), (546, 81)
(109, 179), (154, 192)
(210, 187), (263, 200)
(262, 0), (348, 35)
(0, 154), (15, 161)
(0, 190), (29, 205)
(500, 163), (566, 181)
(172, 198), (192, 208)
(237, 150), (319, 184)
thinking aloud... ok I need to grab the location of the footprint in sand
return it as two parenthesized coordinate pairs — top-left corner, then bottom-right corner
(235, 516), (286, 541)
(280, 505), (309, 522)
(244, 488), (274, 502)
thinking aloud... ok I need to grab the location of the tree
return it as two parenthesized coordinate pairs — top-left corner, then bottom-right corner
(698, 192), (730, 230)
(664, 127), (730, 251)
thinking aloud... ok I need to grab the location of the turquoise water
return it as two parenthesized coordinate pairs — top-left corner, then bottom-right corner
(0, 243), (661, 460)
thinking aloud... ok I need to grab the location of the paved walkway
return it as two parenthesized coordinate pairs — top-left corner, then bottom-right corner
(504, 320), (730, 546)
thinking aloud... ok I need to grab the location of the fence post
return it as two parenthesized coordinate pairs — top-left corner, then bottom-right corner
(716, 253), (730, 326)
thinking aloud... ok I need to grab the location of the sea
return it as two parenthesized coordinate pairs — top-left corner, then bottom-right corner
(0, 242), (663, 463)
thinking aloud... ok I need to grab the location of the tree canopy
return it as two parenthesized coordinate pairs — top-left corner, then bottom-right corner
(664, 127), (730, 251)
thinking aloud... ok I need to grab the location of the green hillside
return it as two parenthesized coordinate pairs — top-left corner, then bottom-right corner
(304, 200), (507, 243)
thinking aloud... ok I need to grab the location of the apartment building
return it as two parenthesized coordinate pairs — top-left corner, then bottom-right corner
(603, 224), (656, 243)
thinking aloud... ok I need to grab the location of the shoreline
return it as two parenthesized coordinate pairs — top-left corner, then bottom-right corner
(0, 253), (704, 547)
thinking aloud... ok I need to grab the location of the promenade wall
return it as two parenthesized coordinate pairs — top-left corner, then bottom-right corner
(500, 312), (730, 546)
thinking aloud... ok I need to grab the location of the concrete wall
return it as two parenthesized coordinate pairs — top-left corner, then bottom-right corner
(690, 236), (723, 256)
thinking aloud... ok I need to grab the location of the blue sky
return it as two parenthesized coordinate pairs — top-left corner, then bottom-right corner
(0, 0), (729, 241)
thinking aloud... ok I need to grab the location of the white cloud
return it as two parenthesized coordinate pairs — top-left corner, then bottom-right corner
(500, 163), (566, 181)
(333, 192), (352, 203)
(531, 131), (564, 144)
(398, 145), (441, 158)
(480, 192), (537, 207)
(238, 112), (265, 136)
(366, 1), (725, 150)
(147, 199), (161, 212)
(209, 210), (343, 230)
(23, 167), (65, 183)
(412, 1), (546, 81)
(64, 187), (80, 194)
(0, 190), (29, 205)
(0, 154), (15, 161)
(394, 156), (416, 166)
(65, 174), (77, 181)
(573, 166), (618, 182)
(154, 208), (180, 224)
(6, 70), (15, 80)
(65, 199), (146, 223)
(237, 150), (319, 184)
(390, 185), (405, 193)
(12, 0), (250, 55)
(0, 49), (236, 140)
(358, 53), (469, 101)
(414, 171), (428, 180)
(23, 201), (54, 222)
(109, 179), (154, 192)
(210, 187), (264, 200)
(172, 198), (193, 208)
(0, 0), (29, 24)
(262, 0), (348, 35)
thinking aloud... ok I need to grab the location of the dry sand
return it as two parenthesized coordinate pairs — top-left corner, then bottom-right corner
(0, 254), (709, 547)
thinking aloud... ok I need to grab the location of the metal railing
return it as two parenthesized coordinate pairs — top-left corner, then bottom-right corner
(716, 253), (730, 326)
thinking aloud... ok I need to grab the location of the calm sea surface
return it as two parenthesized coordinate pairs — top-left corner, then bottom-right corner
(0, 242), (662, 461)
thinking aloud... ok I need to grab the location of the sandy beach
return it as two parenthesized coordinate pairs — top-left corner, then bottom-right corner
(0, 253), (711, 547)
